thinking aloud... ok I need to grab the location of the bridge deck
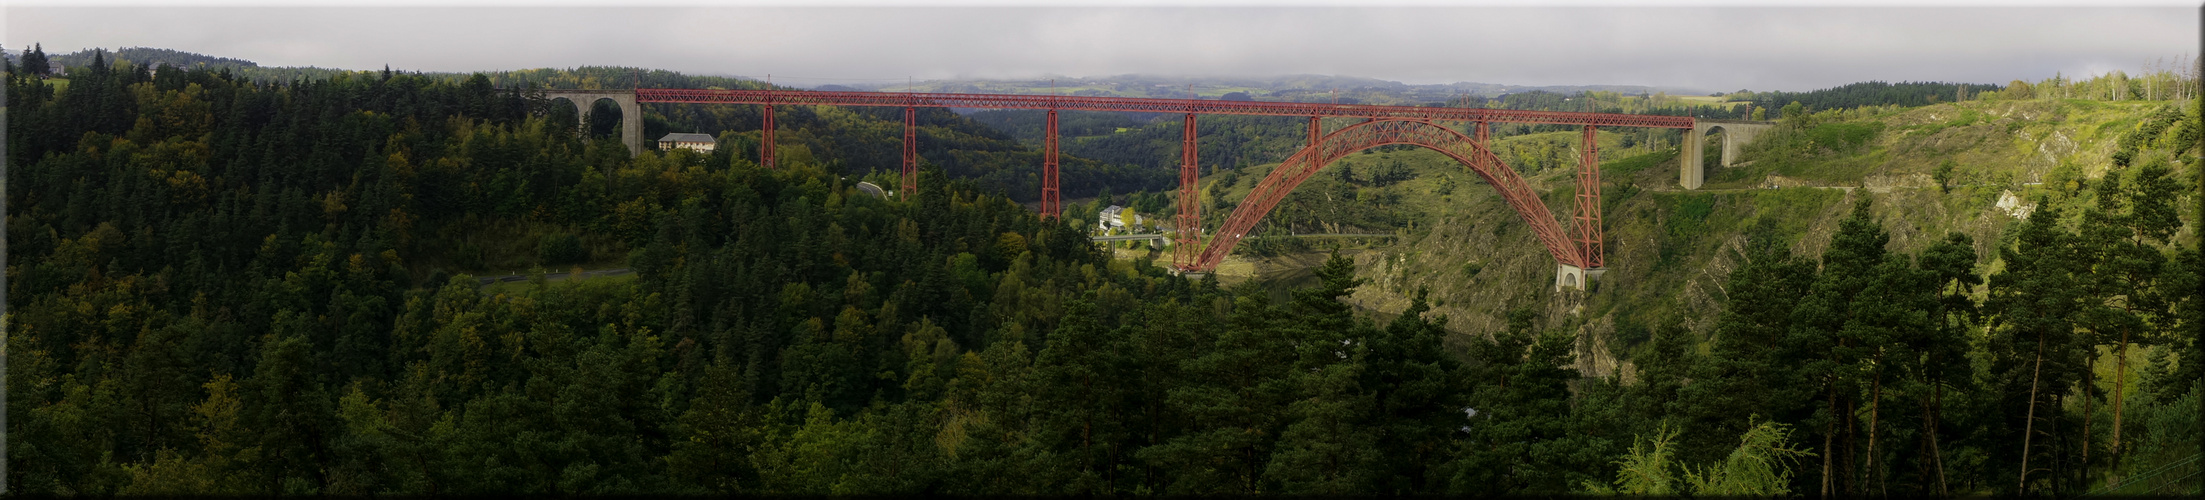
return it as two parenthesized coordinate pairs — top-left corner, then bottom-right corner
(1090, 233), (1396, 242)
(633, 89), (1695, 129)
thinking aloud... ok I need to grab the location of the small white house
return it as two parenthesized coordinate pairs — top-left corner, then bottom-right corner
(1097, 205), (1143, 231)
(657, 133), (716, 152)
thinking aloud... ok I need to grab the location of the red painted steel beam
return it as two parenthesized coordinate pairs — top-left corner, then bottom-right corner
(1176, 113), (1200, 270)
(1575, 125), (1604, 269)
(1042, 109), (1061, 218)
(902, 107), (917, 198)
(761, 104), (777, 169)
(637, 89), (1696, 129)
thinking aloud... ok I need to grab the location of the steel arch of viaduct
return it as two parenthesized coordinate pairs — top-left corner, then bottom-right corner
(1192, 119), (1583, 272)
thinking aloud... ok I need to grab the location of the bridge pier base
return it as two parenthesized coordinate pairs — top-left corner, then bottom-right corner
(1556, 264), (1605, 292)
(1679, 119), (1775, 190)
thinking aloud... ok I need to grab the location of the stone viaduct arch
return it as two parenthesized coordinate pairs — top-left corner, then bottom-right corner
(542, 90), (643, 156)
(1192, 119), (1592, 281)
(1677, 119), (1774, 189)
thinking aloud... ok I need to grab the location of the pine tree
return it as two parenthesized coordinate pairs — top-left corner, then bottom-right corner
(1909, 232), (1981, 494)
(2078, 160), (2183, 462)
(1140, 279), (1296, 494)
(1265, 253), (1383, 493)
(1785, 198), (1889, 496)
(1986, 203), (2086, 495)
(245, 320), (338, 494)
(1449, 307), (1583, 494)
(1676, 217), (1817, 469)
(22, 43), (49, 77)
(1029, 295), (1133, 493)
(1362, 288), (1468, 493)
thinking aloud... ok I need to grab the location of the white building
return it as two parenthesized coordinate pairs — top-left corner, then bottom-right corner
(1097, 205), (1143, 231)
(656, 132), (716, 152)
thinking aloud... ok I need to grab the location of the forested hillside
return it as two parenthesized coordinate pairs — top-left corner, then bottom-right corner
(5, 46), (2198, 497)
(4, 47), (1646, 496)
(12, 47), (1167, 204)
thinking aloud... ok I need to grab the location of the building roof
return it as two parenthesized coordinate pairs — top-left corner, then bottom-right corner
(657, 133), (716, 143)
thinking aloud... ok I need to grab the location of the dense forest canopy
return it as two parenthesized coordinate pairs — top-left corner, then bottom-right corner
(4, 46), (2200, 496)
(1729, 81), (2007, 119)
(47, 46), (264, 71)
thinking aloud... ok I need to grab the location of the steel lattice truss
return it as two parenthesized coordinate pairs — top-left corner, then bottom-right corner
(1574, 125), (1605, 269)
(628, 87), (1694, 274)
(1193, 119), (1584, 272)
(635, 89), (1696, 128)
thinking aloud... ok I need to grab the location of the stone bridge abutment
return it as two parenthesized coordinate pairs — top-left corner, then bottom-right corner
(543, 90), (643, 156)
(1679, 119), (1775, 189)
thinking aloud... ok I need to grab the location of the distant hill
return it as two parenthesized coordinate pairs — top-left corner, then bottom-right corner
(52, 46), (261, 70)
(832, 73), (1704, 105)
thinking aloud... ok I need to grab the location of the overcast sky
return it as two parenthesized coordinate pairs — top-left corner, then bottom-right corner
(6, 2), (2197, 93)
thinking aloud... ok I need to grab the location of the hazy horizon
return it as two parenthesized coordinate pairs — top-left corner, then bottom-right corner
(9, 4), (2196, 93)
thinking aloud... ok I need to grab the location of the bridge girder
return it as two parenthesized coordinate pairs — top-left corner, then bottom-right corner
(636, 88), (1696, 129)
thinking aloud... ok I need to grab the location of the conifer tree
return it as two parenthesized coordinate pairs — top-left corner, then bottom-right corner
(1987, 203), (2086, 495)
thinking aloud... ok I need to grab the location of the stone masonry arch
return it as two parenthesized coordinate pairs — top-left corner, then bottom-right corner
(543, 90), (643, 156)
(1679, 119), (1774, 189)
